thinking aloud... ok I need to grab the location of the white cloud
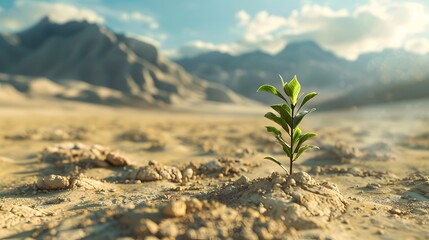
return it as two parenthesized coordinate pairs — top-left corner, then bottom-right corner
(236, 10), (250, 26)
(174, 40), (236, 58)
(176, 0), (429, 60)
(287, 0), (429, 59)
(0, 0), (104, 31)
(240, 11), (288, 43)
(174, 10), (289, 58)
(119, 12), (159, 29)
(404, 38), (429, 55)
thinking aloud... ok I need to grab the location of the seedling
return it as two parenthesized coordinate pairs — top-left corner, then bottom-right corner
(257, 75), (319, 175)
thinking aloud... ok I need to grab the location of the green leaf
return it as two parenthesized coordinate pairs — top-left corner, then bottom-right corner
(257, 85), (288, 102)
(293, 108), (316, 128)
(264, 156), (283, 166)
(294, 145), (319, 161)
(283, 82), (291, 97)
(275, 135), (292, 157)
(271, 104), (292, 116)
(270, 104), (292, 130)
(286, 75), (301, 105)
(265, 126), (281, 136)
(293, 128), (301, 146)
(265, 112), (289, 133)
(298, 92), (318, 112)
(295, 133), (317, 153)
(264, 156), (289, 175)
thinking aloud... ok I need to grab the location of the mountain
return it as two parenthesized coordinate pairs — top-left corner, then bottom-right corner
(177, 41), (366, 103)
(318, 77), (429, 110)
(0, 17), (246, 106)
(355, 49), (429, 84)
(177, 41), (429, 106)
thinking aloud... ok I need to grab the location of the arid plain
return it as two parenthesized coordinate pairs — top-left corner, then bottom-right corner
(0, 98), (428, 240)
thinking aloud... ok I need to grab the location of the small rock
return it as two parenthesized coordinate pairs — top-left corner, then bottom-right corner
(128, 164), (182, 183)
(291, 172), (316, 186)
(285, 178), (297, 187)
(185, 198), (203, 212)
(200, 159), (223, 173)
(136, 219), (158, 235)
(272, 175), (286, 184)
(389, 208), (402, 215)
(182, 168), (194, 180)
(36, 175), (70, 190)
(105, 152), (128, 167)
(163, 200), (187, 217)
(159, 222), (179, 238)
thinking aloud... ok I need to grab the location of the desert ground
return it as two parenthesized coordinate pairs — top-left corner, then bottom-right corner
(0, 99), (428, 240)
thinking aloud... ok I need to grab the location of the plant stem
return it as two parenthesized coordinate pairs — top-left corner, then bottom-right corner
(290, 104), (295, 175)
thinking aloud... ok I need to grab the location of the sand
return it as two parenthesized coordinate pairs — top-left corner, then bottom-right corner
(0, 99), (428, 239)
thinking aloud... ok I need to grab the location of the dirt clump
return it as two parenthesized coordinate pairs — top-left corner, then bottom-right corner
(36, 174), (105, 191)
(162, 200), (187, 217)
(127, 160), (183, 183)
(126, 158), (258, 183)
(216, 171), (347, 230)
(121, 198), (289, 239)
(39, 143), (130, 170)
(105, 152), (128, 167)
(36, 175), (70, 190)
(196, 157), (259, 178)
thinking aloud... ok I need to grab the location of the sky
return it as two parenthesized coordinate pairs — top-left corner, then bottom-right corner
(1, 0), (429, 60)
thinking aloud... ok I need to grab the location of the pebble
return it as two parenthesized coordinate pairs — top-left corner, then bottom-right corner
(159, 222), (179, 238)
(163, 200), (187, 217)
(185, 198), (203, 212)
(36, 175), (70, 190)
(182, 168), (194, 180)
(389, 208), (402, 215)
(285, 178), (296, 187)
(137, 219), (158, 235)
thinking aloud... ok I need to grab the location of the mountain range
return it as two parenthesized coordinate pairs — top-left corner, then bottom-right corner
(0, 17), (246, 106)
(177, 41), (429, 107)
(1, 17), (429, 109)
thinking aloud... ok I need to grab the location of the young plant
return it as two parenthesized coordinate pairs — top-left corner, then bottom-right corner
(257, 75), (319, 175)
